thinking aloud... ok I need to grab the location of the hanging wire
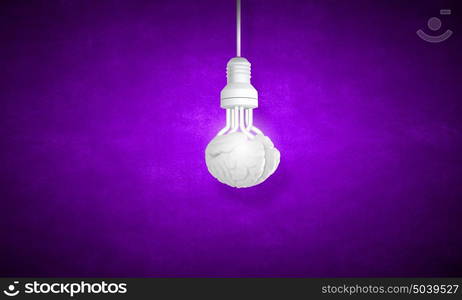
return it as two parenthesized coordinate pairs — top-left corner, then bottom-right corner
(236, 0), (241, 57)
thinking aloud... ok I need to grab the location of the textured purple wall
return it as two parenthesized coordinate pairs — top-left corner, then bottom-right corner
(1, 0), (461, 277)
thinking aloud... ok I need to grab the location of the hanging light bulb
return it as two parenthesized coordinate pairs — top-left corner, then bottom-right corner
(205, 0), (280, 188)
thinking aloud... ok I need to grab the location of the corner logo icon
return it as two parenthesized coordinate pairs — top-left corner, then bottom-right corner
(3, 281), (20, 297)
(417, 9), (453, 43)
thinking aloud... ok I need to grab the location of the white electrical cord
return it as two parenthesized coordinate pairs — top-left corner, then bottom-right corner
(236, 0), (241, 57)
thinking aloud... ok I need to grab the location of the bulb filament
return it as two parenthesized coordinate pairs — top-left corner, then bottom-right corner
(217, 107), (263, 139)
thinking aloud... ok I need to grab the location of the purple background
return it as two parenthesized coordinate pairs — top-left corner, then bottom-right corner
(1, 0), (461, 277)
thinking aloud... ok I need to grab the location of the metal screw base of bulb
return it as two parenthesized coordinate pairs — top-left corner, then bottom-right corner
(220, 57), (258, 109)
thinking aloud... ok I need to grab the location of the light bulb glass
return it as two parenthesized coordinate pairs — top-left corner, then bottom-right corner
(205, 110), (280, 188)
